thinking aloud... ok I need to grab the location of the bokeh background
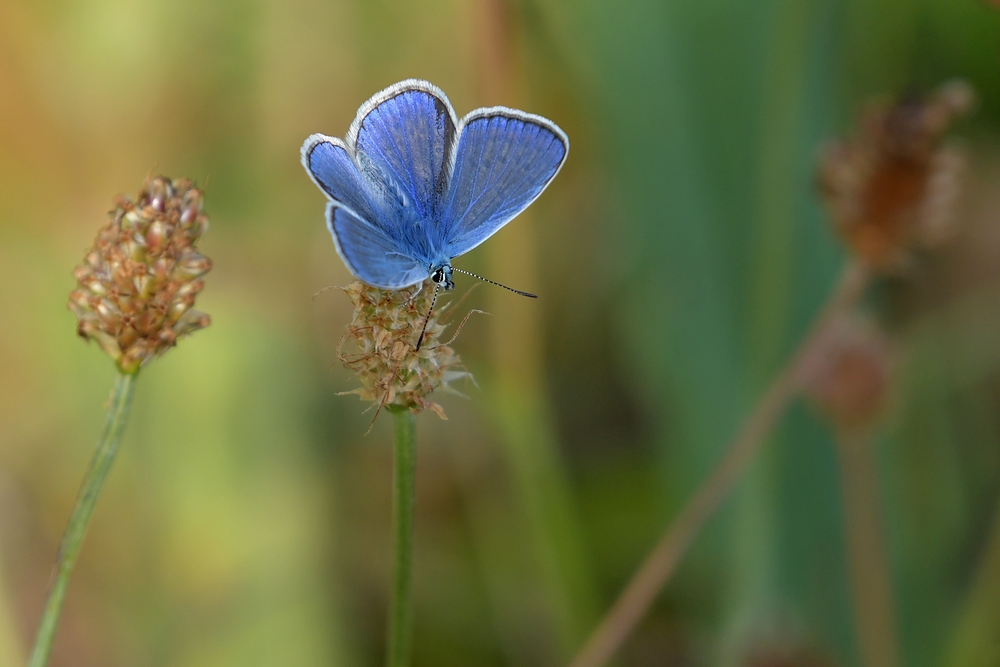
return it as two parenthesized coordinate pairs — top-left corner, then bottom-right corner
(2, 0), (1000, 666)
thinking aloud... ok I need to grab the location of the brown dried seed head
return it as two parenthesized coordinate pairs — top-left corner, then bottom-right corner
(817, 80), (974, 271)
(337, 280), (471, 420)
(68, 176), (212, 373)
(803, 316), (894, 431)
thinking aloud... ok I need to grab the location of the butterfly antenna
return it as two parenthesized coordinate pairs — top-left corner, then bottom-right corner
(415, 285), (441, 351)
(451, 267), (538, 298)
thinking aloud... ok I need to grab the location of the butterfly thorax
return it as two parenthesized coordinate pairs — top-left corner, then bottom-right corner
(389, 213), (448, 265)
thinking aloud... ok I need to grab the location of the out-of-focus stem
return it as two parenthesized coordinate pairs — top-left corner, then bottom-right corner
(385, 407), (417, 667)
(28, 371), (137, 667)
(569, 261), (870, 667)
(835, 426), (900, 667)
(0, 548), (22, 667)
(474, 0), (600, 656)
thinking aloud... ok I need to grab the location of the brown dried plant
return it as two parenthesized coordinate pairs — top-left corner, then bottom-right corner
(818, 80), (974, 271)
(337, 280), (473, 422)
(803, 315), (895, 432)
(68, 176), (212, 373)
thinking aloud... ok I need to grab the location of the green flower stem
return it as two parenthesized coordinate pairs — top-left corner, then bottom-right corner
(386, 407), (417, 667)
(28, 371), (137, 667)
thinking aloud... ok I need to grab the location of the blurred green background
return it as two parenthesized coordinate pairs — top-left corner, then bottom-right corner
(3, 0), (1000, 665)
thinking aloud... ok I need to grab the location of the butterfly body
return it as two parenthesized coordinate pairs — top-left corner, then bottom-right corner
(302, 79), (568, 291)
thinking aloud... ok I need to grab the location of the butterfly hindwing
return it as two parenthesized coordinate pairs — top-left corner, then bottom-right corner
(440, 108), (568, 258)
(326, 202), (428, 289)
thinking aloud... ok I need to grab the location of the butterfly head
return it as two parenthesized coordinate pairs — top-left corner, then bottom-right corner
(430, 265), (455, 291)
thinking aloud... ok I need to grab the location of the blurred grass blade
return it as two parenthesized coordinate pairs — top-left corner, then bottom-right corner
(478, 0), (601, 657)
(0, 555), (21, 667)
(570, 262), (870, 667)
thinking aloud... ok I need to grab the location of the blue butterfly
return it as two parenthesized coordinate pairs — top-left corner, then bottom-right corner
(301, 79), (568, 343)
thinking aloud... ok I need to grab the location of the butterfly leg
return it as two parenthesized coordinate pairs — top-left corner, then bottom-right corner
(404, 281), (424, 305)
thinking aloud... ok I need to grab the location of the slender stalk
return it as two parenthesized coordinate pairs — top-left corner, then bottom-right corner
(569, 261), (870, 667)
(0, 549), (22, 666)
(474, 0), (601, 653)
(28, 371), (137, 667)
(386, 407), (417, 667)
(835, 426), (900, 667)
(945, 477), (1000, 667)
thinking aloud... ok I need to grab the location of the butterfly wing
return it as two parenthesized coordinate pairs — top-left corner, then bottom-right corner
(302, 135), (386, 226)
(439, 108), (568, 259)
(325, 202), (428, 289)
(348, 79), (458, 222)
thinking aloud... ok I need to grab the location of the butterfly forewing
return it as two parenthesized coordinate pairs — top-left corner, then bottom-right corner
(440, 109), (567, 259)
(352, 81), (458, 222)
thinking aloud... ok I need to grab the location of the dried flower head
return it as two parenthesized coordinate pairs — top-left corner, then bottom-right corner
(69, 176), (212, 374)
(818, 80), (975, 270)
(338, 280), (472, 421)
(802, 316), (895, 431)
